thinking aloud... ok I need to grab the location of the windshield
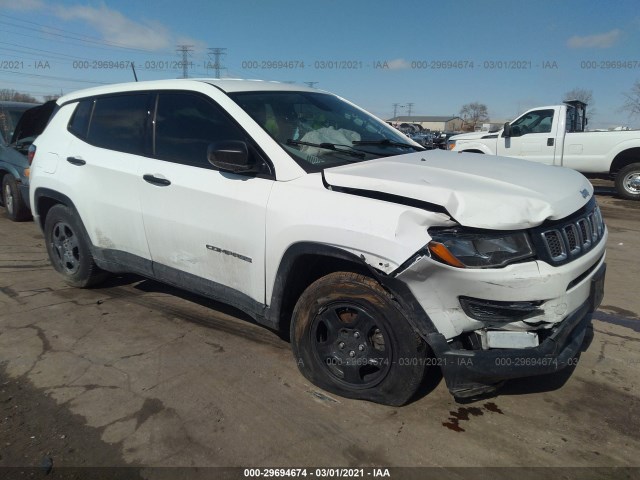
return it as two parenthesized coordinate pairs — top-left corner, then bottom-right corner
(228, 91), (422, 172)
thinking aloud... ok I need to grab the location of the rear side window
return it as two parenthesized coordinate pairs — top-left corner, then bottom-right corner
(68, 99), (93, 139)
(154, 92), (247, 167)
(87, 94), (149, 155)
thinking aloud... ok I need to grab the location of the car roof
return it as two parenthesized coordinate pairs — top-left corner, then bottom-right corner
(0, 101), (41, 109)
(57, 78), (323, 104)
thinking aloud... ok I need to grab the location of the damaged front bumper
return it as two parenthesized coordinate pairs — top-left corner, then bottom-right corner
(425, 262), (605, 399)
(378, 220), (607, 399)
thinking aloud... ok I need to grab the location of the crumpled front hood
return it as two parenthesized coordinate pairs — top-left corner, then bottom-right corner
(323, 150), (593, 229)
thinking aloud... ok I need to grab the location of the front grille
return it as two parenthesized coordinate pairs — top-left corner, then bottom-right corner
(563, 224), (580, 254)
(543, 231), (565, 260)
(577, 218), (591, 248)
(533, 199), (605, 265)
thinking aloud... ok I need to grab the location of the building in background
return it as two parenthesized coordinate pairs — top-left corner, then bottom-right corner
(387, 115), (463, 131)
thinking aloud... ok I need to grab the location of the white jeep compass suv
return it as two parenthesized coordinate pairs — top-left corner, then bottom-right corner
(29, 79), (607, 406)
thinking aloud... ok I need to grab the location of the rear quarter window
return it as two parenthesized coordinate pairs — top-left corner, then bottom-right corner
(67, 99), (94, 140)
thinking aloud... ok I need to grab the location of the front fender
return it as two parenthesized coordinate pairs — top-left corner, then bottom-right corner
(266, 241), (440, 338)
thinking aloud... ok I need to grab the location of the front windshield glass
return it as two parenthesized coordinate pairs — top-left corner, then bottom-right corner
(228, 91), (422, 172)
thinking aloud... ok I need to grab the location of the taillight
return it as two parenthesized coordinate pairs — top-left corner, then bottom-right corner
(27, 143), (36, 165)
(27, 144), (36, 165)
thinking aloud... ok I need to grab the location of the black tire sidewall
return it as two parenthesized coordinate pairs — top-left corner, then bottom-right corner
(44, 205), (98, 287)
(2, 175), (28, 221)
(291, 273), (427, 406)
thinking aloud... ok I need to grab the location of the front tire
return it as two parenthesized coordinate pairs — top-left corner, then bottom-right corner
(291, 272), (429, 406)
(2, 175), (30, 221)
(44, 204), (107, 287)
(615, 163), (640, 201)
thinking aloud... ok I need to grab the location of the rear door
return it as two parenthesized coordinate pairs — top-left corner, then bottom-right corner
(496, 108), (559, 165)
(137, 91), (274, 305)
(64, 94), (152, 267)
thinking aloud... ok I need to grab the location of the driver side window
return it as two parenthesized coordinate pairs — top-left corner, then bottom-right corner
(155, 92), (245, 167)
(509, 109), (554, 137)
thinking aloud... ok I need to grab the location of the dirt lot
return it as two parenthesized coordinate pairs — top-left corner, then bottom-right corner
(0, 187), (639, 479)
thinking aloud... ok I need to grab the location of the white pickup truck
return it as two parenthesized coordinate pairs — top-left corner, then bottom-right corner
(447, 101), (640, 200)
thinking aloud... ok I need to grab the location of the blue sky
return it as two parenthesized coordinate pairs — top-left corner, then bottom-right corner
(1, 0), (639, 128)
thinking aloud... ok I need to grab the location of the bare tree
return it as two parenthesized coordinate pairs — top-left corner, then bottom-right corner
(563, 88), (596, 118)
(622, 80), (640, 118)
(0, 89), (39, 103)
(459, 102), (489, 131)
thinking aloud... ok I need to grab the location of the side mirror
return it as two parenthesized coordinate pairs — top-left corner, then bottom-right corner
(207, 141), (252, 173)
(502, 122), (511, 138)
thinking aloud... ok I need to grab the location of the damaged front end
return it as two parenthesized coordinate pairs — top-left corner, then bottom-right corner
(381, 198), (608, 400)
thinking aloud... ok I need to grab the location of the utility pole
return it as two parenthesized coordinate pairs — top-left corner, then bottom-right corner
(407, 102), (414, 117)
(176, 45), (194, 78)
(207, 48), (227, 79)
(304, 82), (318, 88)
(392, 103), (404, 119)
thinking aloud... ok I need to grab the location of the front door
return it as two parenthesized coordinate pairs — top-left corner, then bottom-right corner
(137, 91), (274, 305)
(497, 108), (558, 165)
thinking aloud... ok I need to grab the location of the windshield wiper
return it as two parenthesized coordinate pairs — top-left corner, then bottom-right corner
(352, 139), (425, 151)
(286, 139), (366, 158)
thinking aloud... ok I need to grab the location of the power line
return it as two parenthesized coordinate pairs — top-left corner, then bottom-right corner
(207, 48), (227, 79)
(0, 69), (108, 85)
(0, 42), (96, 62)
(0, 14), (159, 53)
(0, 25), (165, 58)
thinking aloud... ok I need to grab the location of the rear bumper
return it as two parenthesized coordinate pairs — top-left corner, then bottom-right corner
(428, 263), (605, 399)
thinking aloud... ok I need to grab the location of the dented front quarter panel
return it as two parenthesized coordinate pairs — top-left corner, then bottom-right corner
(264, 174), (455, 302)
(395, 228), (607, 340)
(266, 158), (607, 349)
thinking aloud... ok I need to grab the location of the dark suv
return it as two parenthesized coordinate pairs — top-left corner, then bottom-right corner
(0, 100), (56, 221)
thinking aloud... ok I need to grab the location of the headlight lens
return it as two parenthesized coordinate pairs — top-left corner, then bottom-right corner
(428, 229), (534, 268)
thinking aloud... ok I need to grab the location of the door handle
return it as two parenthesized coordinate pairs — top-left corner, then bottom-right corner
(143, 174), (171, 186)
(66, 156), (86, 166)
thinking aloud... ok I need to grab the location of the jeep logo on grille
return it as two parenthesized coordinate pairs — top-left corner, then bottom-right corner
(580, 188), (590, 199)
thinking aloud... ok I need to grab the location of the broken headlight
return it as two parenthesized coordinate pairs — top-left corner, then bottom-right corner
(428, 229), (534, 268)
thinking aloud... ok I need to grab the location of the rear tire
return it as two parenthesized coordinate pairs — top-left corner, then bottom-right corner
(44, 204), (107, 287)
(2, 175), (30, 221)
(615, 163), (640, 200)
(291, 272), (429, 406)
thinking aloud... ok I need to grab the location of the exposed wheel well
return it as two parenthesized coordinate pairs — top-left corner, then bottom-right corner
(274, 253), (370, 338)
(36, 196), (65, 230)
(611, 148), (640, 175)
